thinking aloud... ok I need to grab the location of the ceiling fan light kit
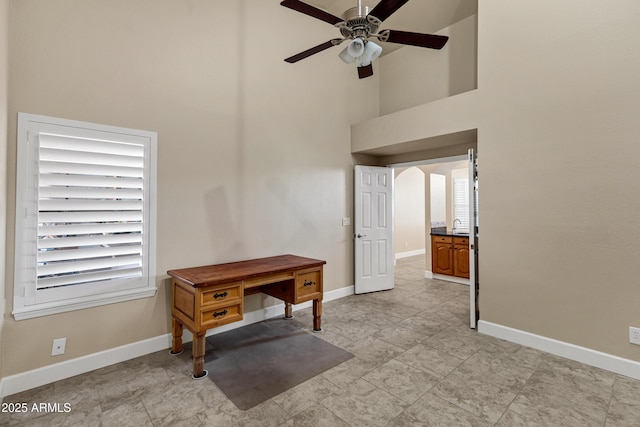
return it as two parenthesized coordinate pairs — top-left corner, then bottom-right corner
(347, 38), (365, 58)
(281, 0), (449, 79)
(339, 39), (382, 67)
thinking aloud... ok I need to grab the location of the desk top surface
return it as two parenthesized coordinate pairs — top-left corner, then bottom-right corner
(167, 254), (326, 287)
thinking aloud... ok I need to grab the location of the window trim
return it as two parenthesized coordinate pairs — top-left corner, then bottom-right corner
(13, 113), (157, 320)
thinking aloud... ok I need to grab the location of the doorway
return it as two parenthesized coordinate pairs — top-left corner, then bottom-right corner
(392, 156), (468, 278)
(390, 152), (479, 328)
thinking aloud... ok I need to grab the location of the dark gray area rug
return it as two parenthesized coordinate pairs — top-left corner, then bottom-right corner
(203, 318), (353, 410)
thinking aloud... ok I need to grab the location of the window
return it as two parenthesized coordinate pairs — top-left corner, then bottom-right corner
(453, 173), (469, 232)
(13, 113), (157, 320)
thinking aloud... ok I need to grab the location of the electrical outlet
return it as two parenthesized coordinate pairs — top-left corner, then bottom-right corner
(342, 217), (351, 226)
(52, 338), (66, 356)
(629, 327), (640, 345)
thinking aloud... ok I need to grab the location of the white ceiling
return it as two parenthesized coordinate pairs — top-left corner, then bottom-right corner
(307, 0), (477, 54)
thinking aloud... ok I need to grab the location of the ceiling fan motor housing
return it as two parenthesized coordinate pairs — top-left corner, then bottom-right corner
(337, 6), (381, 40)
(342, 5), (369, 20)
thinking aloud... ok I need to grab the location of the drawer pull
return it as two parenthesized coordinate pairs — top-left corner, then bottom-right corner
(303, 280), (315, 287)
(212, 309), (228, 318)
(213, 291), (228, 299)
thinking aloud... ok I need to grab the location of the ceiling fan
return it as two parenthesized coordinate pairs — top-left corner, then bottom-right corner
(281, 0), (449, 79)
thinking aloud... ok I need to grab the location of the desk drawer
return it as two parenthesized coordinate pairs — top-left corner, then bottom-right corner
(200, 303), (243, 329)
(295, 270), (321, 302)
(201, 283), (242, 307)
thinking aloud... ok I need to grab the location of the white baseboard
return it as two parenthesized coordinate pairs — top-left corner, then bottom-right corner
(424, 270), (433, 279)
(322, 285), (355, 302)
(433, 273), (470, 286)
(1, 298), (4, 399)
(395, 249), (425, 259)
(478, 320), (640, 381)
(1, 334), (173, 399)
(0, 285), (355, 399)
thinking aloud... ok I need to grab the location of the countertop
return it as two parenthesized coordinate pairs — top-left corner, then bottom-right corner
(430, 228), (469, 237)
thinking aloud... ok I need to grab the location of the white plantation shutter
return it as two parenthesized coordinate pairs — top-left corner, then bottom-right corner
(14, 114), (157, 320)
(453, 177), (469, 231)
(36, 133), (145, 290)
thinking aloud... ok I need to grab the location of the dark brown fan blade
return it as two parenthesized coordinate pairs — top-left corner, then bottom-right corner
(357, 64), (374, 79)
(378, 30), (448, 49)
(368, 0), (410, 23)
(285, 39), (342, 63)
(280, 0), (343, 25)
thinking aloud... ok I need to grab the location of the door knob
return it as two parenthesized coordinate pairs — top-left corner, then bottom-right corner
(356, 234), (367, 238)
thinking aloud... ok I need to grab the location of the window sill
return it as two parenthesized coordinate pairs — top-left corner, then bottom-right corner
(12, 287), (157, 320)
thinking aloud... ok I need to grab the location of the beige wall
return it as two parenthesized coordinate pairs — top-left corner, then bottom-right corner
(6, 0), (640, 384)
(1, 0), (8, 389)
(378, 14), (477, 116)
(394, 167), (425, 255)
(354, 0), (640, 362)
(4, 0), (379, 376)
(478, 0), (640, 360)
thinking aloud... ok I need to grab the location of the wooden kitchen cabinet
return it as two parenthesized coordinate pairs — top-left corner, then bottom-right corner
(453, 237), (470, 279)
(431, 235), (469, 279)
(432, 236), (454, 275)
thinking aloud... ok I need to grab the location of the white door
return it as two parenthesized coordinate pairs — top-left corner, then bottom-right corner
(354, 165), (394, 294)
(469, 149), (479, 328)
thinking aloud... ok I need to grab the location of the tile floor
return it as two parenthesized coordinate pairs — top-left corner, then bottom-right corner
(2, 255), (640, 426)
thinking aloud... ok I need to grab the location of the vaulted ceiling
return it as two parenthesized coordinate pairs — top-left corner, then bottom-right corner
(306, 0), (477, 54)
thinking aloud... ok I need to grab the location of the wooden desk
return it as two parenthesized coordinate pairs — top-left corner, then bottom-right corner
(167, 254), (326, 378)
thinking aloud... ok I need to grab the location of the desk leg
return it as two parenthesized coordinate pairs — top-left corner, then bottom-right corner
(313, 298), (322, 331)
(284, 302), (293, 319)
(192, 332), (208, 379)
(170, 318), (183, 355)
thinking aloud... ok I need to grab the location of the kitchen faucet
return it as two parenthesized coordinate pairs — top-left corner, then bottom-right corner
(453, 218), (462, 231)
